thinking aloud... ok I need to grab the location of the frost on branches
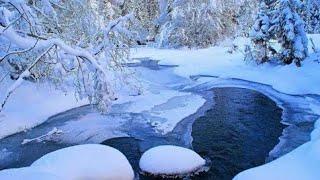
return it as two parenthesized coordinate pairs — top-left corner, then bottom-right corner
(0, 0), (138, 112)
(250, 2), (271, 63)
(250, 0), (308, 67)
(302, 0), (320, 33)
(156, 0), (258, 48)
(274, 0), (308, 66)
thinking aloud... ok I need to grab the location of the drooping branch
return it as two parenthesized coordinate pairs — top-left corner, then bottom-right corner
(0, 12), (135, 112)
(0, 45), (54, 112)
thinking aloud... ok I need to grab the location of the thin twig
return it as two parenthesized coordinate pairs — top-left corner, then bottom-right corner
(0, 39), (39, 63)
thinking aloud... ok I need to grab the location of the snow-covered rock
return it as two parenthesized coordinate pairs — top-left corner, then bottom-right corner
(31, 144), (134, 180)
(139, 145), (206, 176)
(0, 167), (61, 180)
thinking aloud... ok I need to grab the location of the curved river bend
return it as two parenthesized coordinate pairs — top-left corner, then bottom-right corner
(1, 59), (317, 179)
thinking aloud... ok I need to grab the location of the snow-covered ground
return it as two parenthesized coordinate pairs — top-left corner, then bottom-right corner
(0, 81), (88, 139)
(132, 36), (320, 95)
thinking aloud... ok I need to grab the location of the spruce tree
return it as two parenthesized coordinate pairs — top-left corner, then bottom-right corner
(272, 0), (308, 66)
(304, 0), (320, 33)
(250, 2), (271, 63)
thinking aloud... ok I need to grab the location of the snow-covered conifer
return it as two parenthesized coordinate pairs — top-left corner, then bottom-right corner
(302, 0), (320, 33)
(250, 2), (271, 63)
(272, 0), (308, 66)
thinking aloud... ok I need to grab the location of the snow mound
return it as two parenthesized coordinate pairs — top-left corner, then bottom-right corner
(139, 145), (206, 176)
(233, 139), (320, 180)
(0, 167), (61, 180)
(31, 144), (134, 180)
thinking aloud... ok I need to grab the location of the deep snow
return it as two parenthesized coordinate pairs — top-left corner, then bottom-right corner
(0, 144), (134, 180)
(0, 81), (88, 139)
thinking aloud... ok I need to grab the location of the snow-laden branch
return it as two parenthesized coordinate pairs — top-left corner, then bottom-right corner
(0, 12), (135, 112)
(0, 14), (134, 76)
(94, 13), (134, 55)
(0, 45), (54, 112)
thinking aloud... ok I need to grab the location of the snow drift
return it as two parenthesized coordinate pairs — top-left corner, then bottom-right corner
(0, 144), (134, 180)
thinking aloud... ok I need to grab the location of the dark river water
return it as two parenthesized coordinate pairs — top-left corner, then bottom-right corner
(102, 87), (284, 180)
(191, 88), (284, 180)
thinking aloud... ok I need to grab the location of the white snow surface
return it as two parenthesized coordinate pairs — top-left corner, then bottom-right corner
(0, 144), (134, 180)
(0, 81), (88, 139)
(234, 139), (320, 180)
(33, 144), (134, 180)
(132, 36), (320, 95)
(139, 145), (206, 175)
(0, 167), (61, 180)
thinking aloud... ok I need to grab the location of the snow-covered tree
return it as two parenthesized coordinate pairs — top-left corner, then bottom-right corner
(119, 0), (159, 42)
(250, 2), (271, 63)
(0, 0), (138, 112)
(271, 0), (308, 66)
(216, 0), (258, 37)
(301, 0), (320, 33)
(155, 0), (259, 48)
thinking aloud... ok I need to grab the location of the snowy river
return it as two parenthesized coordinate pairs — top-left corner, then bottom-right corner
(0, 59), (318, 179)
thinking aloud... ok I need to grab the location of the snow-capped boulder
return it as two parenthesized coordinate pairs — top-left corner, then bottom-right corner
(31, 144), (134, 180)
(0, 167), (61, 180)
(139, 145), (206, 177)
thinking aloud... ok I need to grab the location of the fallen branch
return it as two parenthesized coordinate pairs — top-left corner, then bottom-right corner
(21, 127), (63, 145)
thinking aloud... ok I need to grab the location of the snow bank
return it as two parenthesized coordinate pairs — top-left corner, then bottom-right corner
(0, 81), (88, 139)
(139, 145), (206, 176)
(234, 139), (320, 180)
(0, 167), (61, 180)
(131, 36), (320, 95)
(31, 144), (134, 180)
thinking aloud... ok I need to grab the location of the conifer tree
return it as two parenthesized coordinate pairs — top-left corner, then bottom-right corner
(273, 0), (308, 66)
(250, 2), (271, 63)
